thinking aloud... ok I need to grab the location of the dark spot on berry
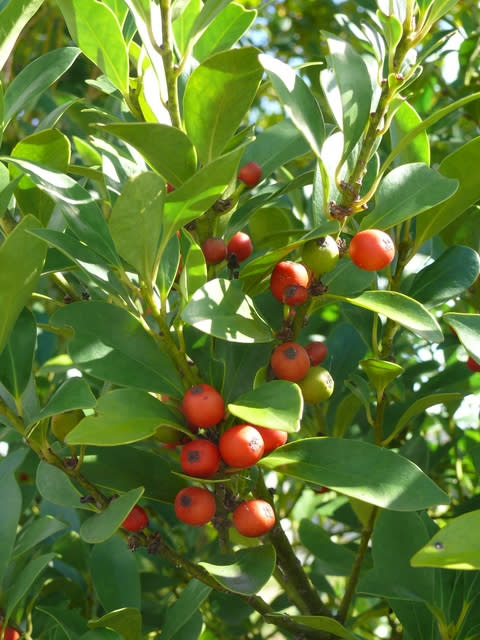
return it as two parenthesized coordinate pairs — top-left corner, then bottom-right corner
(180, 495), (192, 507)
(187, 450), (201, 463)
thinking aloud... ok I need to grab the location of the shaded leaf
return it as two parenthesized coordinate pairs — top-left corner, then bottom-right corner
(0, 473), (22, 586)
(0, 308), (36, 398)
(160, 580), (211, 640)
(37, 377), (97, 420)
(13, 516), (67, 560)
(91, 538), (141, 611)
(36, 461), (93, 510)
(444, 313), (480, 362)
(89, 609), (141, 640)
(5, 553), (56, 622)
(80, 487), (144, 544)
(298, 520), (356, 576)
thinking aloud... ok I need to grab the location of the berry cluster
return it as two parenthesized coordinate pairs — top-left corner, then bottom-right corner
(202, 231), (253, 267)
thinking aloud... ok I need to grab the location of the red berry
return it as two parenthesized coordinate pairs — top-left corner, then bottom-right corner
(270, 261), (310, 303)
(305, 341), (328, 365)
(182, 384), (225, 428)
(174, 486), (216, 526)
(255, 426), (288, 453)
(270, 342), (310, 382)
(232, 499), (275, 537)
(0, 627), (20, 640)
(282, 284), (309, 306)
(219, 424), (264, 468)
(202, 237), (228, 265)
(467, 356), (480, 372)
(180, 439), (221, 477)
(238, 161), (262, 187)
(349, 229), (395, 271)
(121, 504), (149, 532)
(227, 231), (253, 262)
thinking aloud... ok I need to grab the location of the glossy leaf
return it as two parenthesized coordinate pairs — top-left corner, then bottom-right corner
(408, 246), (480, 307)
(299, 520), (356, 576)
(58, 0), (128, 93)
(280, 616), (359, 640)
(82, 446), (187, 504)
(37, 377), (96, 420)
(50, 302), (184, 396)
(160, 580), (211, 640)
(414, 136), (480, 250)
(91, 537), (141, 611)
(184, 47), (263, 162)
(36, 460), (93, 510)
(260, 53), (325, 157)
(200, 545), (276, 595)
(323, 32), (372, 164)
(80, 486), (144, 543)
(193, 2), (256, 61)
(360, 163), (458, 231)
(65, 389), (182, 446)
(12, 515), (67, 560)
(109, 172), (165, 279)
(411, 510), (480, 570)
(101, 123), (197, 186)
(0, 0), (44, 73)
(3, 46), (80, 126)
(4, 552), (56, 622)
(172, 0), (201, 54)
(330, 290), (443, 342)
(228, 381), (303, 432)
(0, 214), (47, 354)
(181, 278), (274, 343)
(188, 0), (235, 46)
(390, 101), (430, 166)
(0, 308), (36, 398)
(260, 437), (448, 511)
(179, 239), (207, 301)
(88, 608), (142, 640)
(0, 473), (22, 586)
(444, 313), (480, 362)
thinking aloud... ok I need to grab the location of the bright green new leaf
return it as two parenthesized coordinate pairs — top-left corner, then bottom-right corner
(200, 546), (276, 595)
(89, 608), (142, 640)
(80, 487), (144, 544)
(101, 123), (197, 186)
(260, 53), (325, 157)
(188, 0), (235, 46)
(91, 537), (141, 611)
(411, 510), (480, 570)
(37, 377), (97, 420)
(0, 0), (45, 77)
(360, 163), (458, 231)
(179, 240), (207, 301)
(0, 215), (47, 355)
(228, 381), (303, 432)
(181, 278), (274, 343)
(260, 437), (448, 511)
(0, 308), (36, 398)
(193, 2), (256, 61)
(184, 47), (263, 162)
(58, 0), (129, 94)
(444, 312), (480, 362)
(390, 101), (430, 166)
(160, 580), (211, 640)
(173, 0), (201, 55)
(0, 473), (22, 587)
(36, 461), (93, 510)
(65, 389), (183, 446)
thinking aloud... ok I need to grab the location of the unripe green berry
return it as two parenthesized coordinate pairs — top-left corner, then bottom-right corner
(297, 366), (334, 403)
(301, 236), (339, 276)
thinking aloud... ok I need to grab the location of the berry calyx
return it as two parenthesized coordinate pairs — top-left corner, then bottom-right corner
(202, 237), (228, 265)
(301, 236), (339, 276)
(232, 499), (276, 537)
(122, 504), (149, 532)
(219, 424), (264, 468)
(282, 284), (309, 306)
(174, 486), (216, 526)
(255, 426), (288, 454)
(467, 356), (480, 372)
(238, 161), (262, 187)
(305, 341), (328, 365)
(227, 231), (253, 262)
(270, 261), (310, 303)
(349, 229), (395, 271)
(297, 366), (334, 403)
(270, 342), (310, 382)
(182, 384), (225, 429)
(180, 439), (221, 477)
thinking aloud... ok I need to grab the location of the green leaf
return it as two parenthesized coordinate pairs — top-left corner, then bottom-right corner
(298, 520), (356, 576)
(50, 302), (184, 396)
(260, 437), (448, 511)
(80, 487), (144, 544)
(331, 290), (443, 342)
(88, 609), (141, 640)
(109, 172), (165, 279)
(91, 539), (141, 611)
(58, 0), (128, 94)
(12, 515), (67, 560)
(322, 33), (372, 164)
(65, 389), (182, 446)
(184, 47), (262, 162)
(0, 473), (22, 586)
(0, 308), (36, 398)
(0, 214), (47, 354)
(408, 246), (480, 307)
(181, 278), (274, 343)
(179, 239), (207, 301)
(228, 381), (303, 433)
(411, 510), (480, 570)
(390, 101), (430, 166)
(200, 545), (276, 595)
(101, 124), (197, 186)
(360, 163), (458, 231)
(323, 259), (374, 296)
(36, 461), (93, 510)
(3, 46), (80, 126)
(4, 552), (56, 622)
(0, 0), (45, 76)
(160, 580), (211, 640)
(82, 446), (187, 503)
(172, 0), (201, 55)
(278, 616), (359, 640)
(444, 313), (480, 362)
(37, 377), (97, 420)
(260, 53), (325, 157)
(193, 2), (256, 61)
(188, 0), (235, 46)
(35, 606), (88, 639)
